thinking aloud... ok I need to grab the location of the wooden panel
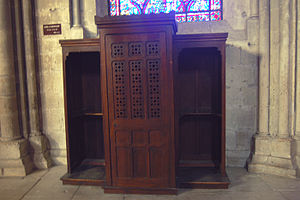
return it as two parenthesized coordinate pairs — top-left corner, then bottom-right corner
(81, 52), (101, 113)
(105, 32), (173, 188)
(84, 118), (104, 159)
(179, 117), (216, 161)
(176, 47), (222, 166)
(149, 130), (168, 178)
(115, 130), (131, 146)
(132, 131), (147, 146)
(149, 149), (167, 178)
(149, 130), (166, 146)
(133, 148), (147, 177)
(116, 147), (132, 177)
(178, 48), (217, 113)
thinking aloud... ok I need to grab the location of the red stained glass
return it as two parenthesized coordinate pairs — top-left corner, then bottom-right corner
(211, 11), (221, 21)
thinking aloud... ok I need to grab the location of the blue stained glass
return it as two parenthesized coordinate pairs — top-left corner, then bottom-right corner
(130, 0), (146, 12)
(174, 0), (185, 12)
(145, 0), (174, 14)
(110, 0), (223, 22)
(189, 0), (209, 12)
(120, 0), (141, 15)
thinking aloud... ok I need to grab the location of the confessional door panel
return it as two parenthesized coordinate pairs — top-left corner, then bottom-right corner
(105, 33), (171, 187)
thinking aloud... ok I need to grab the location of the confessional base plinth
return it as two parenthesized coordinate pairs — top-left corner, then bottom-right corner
(103, 186), (178, 195)
(177, 167), (230, 189)
(61, 159), (106, 186)
(61, 167), (230, 192)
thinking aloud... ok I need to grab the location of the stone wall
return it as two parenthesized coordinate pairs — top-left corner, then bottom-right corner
(35, 0), (97, 165)
(34, 0), (259, 167)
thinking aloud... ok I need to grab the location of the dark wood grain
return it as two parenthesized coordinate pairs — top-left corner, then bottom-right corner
(60, 39), (105, 184)
(173, 33), (228, 181)
(96, 13), (177, 190)
(60, 19), (229, 192)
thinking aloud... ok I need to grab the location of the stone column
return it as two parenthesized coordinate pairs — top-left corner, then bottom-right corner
(278, 0), (290, 137)
(247, 0), (272, 174)
(248, 0), (297, 178)
(295, 0), (300, 177)
(70, 0), (83, 37)
(0, 0), (33, 176)
(22, 0), (52, 169)
(0, 0), (22, 141)
(247, 0), (271, 169)
(257, 0), (270, 137)
(269, 0), (280, 137)
(72, 0), (81, 27)
(96, 0), (108, 17)
(250, 0), (259, 17)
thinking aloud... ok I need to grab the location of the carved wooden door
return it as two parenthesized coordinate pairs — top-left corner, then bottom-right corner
(106, 32), (172, 188)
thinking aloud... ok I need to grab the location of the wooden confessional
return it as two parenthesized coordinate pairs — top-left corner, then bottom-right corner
(60, 14), (229, 194)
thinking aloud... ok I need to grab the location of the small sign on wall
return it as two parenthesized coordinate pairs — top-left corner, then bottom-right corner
(43, 24), (61, 35)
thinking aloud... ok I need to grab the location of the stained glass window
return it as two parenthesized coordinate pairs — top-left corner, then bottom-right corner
(109, 0), (223, 23)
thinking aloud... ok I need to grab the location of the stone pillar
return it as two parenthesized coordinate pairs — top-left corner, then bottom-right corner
(247, 0), (272, 174)
(96, 0), (108, 17)
(257, 0), (270, 137)
(295, 0), (300, 177)
(247, 0), (270, 168)
(22, 0), (52, 169)
(248, 0), (297, 178)
(0, 0), (33, 176)
(70, 0), (83, 37)
(278, 0), (290, 138)
(250, 0), (259, 17)
(72, 0), (81, 27)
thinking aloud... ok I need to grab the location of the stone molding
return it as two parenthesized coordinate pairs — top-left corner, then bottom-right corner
(0, 139), (34, 176)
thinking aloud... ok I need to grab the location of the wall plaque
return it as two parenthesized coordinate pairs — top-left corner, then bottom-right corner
(43, 24), (61, 35)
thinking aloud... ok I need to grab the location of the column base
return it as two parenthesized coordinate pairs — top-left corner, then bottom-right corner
(0, 139), (34, 176)
(294, 136), (300, 177)
(70, 26), (83, 39)
(29, 135), (53, 169)
(50, 149), (67, 165)
(247, 134), (297, 178)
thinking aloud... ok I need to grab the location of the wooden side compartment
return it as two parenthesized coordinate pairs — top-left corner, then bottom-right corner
(174, 33), (229, 189)
(60, 39), (105, 186)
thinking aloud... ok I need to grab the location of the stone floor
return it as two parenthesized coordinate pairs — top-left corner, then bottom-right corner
(1, 166), (300, 200)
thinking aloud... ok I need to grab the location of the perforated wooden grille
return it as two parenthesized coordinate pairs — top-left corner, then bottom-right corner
(146, 41), (160, 56)
(129, 42), (144, 57)
(111, 41), (162, 119)
(112, 43), (125, 57)
(147, 59), (161, 118)
(130, 60), (145, 119)
(113, 61), (127, 118)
